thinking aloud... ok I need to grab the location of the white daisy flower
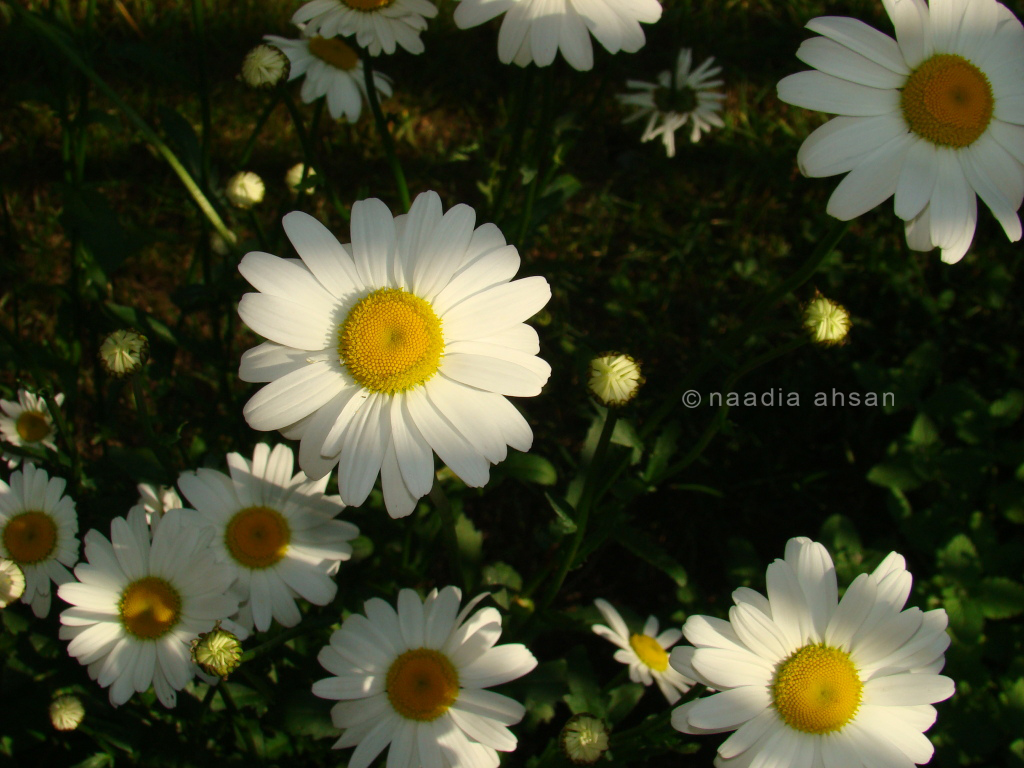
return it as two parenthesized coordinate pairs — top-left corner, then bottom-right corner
(618, 48), (726, 157)
(57, 508), (239, 708)
(129, 482), (184, 523)
(0, 559), (26, 608)
(0, 389), (64, 468)
(312, 586), (537, 768)
(176, 443), (359, 633)
(777, 0), (1024, 264)
(0, 463), (79, 617)
(236, 191), (552, 519)
(292, 0), (439, 57)
(454, 0), (662, 71)
(671, 537), (955, 768)
(592, 598), (694, 704)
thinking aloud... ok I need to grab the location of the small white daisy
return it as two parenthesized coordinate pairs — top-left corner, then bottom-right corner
(312, 586), (537, 768)
(0, 558), (26, 608)
(671, 537), (955, 767)
(0, 463), (79, 617)
(592, 598), (694, 704)
(57, 508), (239, 708)
(454, 0), (662, 71)
(618, 48), (726, 157)
(176, 443), (359, 633)
(0, 389), (64, 468)
(264, 31), (392, 122)
(129, 482), (184, 523)
(292, 0), (439, 56)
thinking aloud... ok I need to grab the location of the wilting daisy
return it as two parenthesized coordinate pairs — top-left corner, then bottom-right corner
(264, 31), (393, 122)
(0, 463), (78, 617)
(618, 48), (725, 156)
(777, 0), (1024, 264)
(454, 0), (662, 71)
(58, 508), (238, 708)
(237, 191), (551, 518)
(177, 443), (358, 632)
(0, 389), (63, 468)
(292, 0), (438, 56)
(129, 482), (184, 523)
(671, 537), (955, 767)
(592, 598), (694, 704)
(312, 586), (537, 768)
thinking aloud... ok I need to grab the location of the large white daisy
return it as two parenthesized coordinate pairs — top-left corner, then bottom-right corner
(176, 443), (359, 633)
(0, 389), (64, 468)
(57, 508), (239, 707)
(0, 463), (78, 617)
(312, 586), (537, 768)
(292, 0), (438, 56)
(237, 191), (551, 519)
(671, 537), (955, 767)
(454, 0), (662, 71)
(777, 0), (1024, 264)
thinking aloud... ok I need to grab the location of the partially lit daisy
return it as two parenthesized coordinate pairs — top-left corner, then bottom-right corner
(264, 31), (393, 122)
(292, 0), (439, 56)
(618, 48), (725, 157)
(177, 443), (359, 632)
(0, 389), (63, 468)
(592, 598), (694, 704)
(454, 0), (662, 71)
(237, 192), (551, 518)
(58, 508), (239, 708)
(0, 463), (78, 617)
(0, 559), (26, 608)
(671, 537), (955, 767)
(777, 0), (1024, 264)
(129, 482), (184, 523)
(312, 586), (537, 768)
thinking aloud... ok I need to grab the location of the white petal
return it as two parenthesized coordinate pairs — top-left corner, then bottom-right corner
(863, 672), (955, 705)
(806, 15), (909, 74)
(777, 71), (901, 116)
(351, 198), (397, 289)
(283, 211), (364, 297)
(893, 138), (939, 220)
(243, 362), (347, 432)
(826, 133), (913, 220)
(796, 37), (906, 88)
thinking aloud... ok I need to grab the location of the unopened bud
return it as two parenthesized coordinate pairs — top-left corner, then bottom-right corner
(191, 625), (243, 678)
(560, 713), (610, 765)
(588, 353), (643, 407)
(99, 329), (149, 377)
(803, 292), (851, 346)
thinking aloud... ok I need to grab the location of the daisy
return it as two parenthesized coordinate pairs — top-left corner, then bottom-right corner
(236, 191), (551, 518)
(312, 586), (537, 768)
(453, 0), (663, 71)
(617, 48), (725, 157)
(777, 0), (1024, 264)
(129, 482), (183, 523)
(0, 463), (79, 617)
(292, 0), (438, 56)
(176, 443), (359, 632)
(265, 31), (393, 122)
(57, 508), (239, 708)
(0, 389), (64, 468)
(592, 598), (694, 704)
(671, 537), (955, 767)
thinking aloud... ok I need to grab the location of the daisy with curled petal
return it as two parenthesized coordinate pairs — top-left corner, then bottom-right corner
(57, 508), (239, 708)
(292, 0), (438, 56)
(264, 31), (393, 122)
(454, 0), (662, 71)
(618, 48), (726, 157)
(670, 537), (955, 768)
(177, 443), (359, 633)
(129, 482), (184, 523)
(236, 191), (551, 519)
(777, 0), (1024, 264)
(0, 463), (79, 617)
(312, 586), (537, 768)
(0, 389), (64, 468)
(592, 599), (694, 704)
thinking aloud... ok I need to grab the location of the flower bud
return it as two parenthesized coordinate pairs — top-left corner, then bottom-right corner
(49, 695), (86, 731)
(803, 292), (851, 346)
(285, 163), (317, 195)
(588, 353), (643, 407)
(191, 625), (243, 678)
(560, 713), (610, 765)
(226, 171), (265, 209)
(99, 329), (149, 377)
(240, 44), (289, 88)
(0, 559), (26, 608)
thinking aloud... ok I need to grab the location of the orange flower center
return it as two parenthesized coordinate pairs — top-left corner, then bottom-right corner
(224, 506), (290, 569)
(2, 511), (58, 564)
(901, 53), (993, 148)
(308, 36), (360, 71)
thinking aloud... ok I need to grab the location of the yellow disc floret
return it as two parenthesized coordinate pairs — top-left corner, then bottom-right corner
(15, 411), (50, 443)
(2, 511), (58, 564)
(120, 577), (182, 639)
(629, 633), (670, 672)
(386, 648), (460, 721)
(308, 36), (360, 71)
(224, 506), (290, 569)
(342, 0), (395, 10)
(339, 288), (444, 394)
(901, 54), (993, 148)
(772, 644), (863, 734)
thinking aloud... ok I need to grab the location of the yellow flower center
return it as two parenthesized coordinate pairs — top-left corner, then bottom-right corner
(2, 511), (58, 564)
(772, 644), (863, 734)
(224, 506), (290, 569)
(15, 411), (50, 443)
(629, 633), (669, 672)
(120, 577), (182, 639)
(386, 648), (460, 721)
(901, 54), (993, 148)
(342, 0), (394, 10)
(308, 36), (360, 71)
(338, 288), (444, 394)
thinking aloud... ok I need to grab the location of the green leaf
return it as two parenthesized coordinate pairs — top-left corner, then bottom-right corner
(501, 452), (557, 486)
(867, 461), (923, 492)
(60, 188), (146, 277)
(990, 389), (1024, 425)
(563, 646), (605, 718)
(643, 422), (679, 484)
(455, 513), (483, 563)
(937, 533), (981, 578)
(907, 413), (940, 447)
(977, 577), (1024, 620)
(606, 683), (645, 725)
(481, 562), (523, 591)
(617, 527), (688, 588)
(545, 493), (577, 535)
(945, 592), (984, 641)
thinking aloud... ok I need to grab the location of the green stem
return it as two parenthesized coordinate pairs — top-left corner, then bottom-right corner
(218, 683), (261, 759)
(517, 73), (556, 247)
(239, 613), (339, 663)
(43, 390), (80, 491)
(430, 481), (466, 591)
(363, 54), (410, 211)
(492, 68), (534, 223)
(238, 94), (281, 167)
(190, 0), (213, 188)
